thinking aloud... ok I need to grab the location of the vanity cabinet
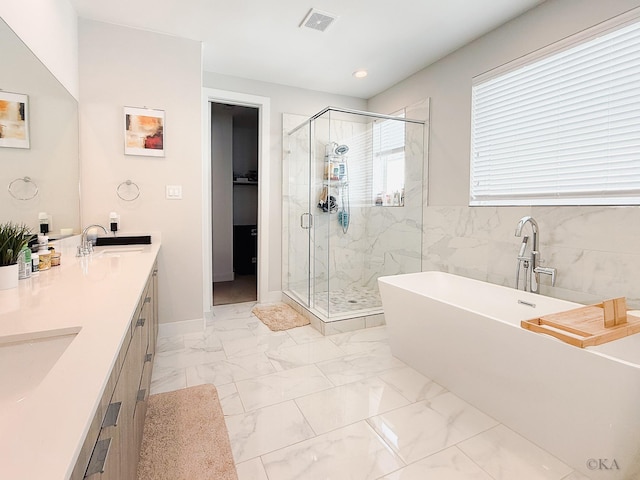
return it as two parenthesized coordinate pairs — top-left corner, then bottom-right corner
(70, 263), (158, 480)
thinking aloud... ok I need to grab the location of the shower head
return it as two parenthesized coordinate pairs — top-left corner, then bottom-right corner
(334, 144), (349, 155)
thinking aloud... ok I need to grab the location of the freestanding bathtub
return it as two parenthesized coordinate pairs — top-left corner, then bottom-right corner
(379, 271), (640, 480)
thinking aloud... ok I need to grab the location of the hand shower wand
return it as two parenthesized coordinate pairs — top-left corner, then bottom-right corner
(515, 235), (529, 290)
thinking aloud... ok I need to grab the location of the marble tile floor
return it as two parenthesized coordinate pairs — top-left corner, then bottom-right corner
(151, 302), (591, 480)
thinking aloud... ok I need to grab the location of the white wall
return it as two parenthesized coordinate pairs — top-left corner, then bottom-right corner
(367, 0), (640, 311)
(203, 72), (367, 295)
(369, 0), (640, 205)
(0, 0), (79, 99)
(15, 0), (634, 320)
(79, 19), (203, 324)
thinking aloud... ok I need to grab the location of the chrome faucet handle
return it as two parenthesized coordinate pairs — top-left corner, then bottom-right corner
(534, 266), (556, 287)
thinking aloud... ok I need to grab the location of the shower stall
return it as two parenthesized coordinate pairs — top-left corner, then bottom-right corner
(283, 106), (426, 328)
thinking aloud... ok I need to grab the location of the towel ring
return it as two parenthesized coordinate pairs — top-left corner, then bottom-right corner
(116, 179), (140, 201)
(8, 176), (39, 200)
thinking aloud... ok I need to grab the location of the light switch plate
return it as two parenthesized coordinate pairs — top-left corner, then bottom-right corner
(166, 185), (182, 199)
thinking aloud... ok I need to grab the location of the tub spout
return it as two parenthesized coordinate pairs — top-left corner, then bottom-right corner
(515, 216), (539, 246)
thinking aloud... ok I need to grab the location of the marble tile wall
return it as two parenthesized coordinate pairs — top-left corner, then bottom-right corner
(423, 205), (640, 308)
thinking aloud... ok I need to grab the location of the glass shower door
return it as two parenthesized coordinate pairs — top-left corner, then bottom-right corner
(284, 122), (312, 306)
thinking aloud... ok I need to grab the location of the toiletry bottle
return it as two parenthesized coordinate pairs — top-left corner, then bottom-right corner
(38, 243), (51, 271)
(31, 250), (40, 275)
(18, 245), (31, 279)
(51, 249), (61, 267)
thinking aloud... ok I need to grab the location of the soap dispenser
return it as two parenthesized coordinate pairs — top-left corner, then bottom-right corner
(109, 212), (120, 235)
(38, 212), (50, 234)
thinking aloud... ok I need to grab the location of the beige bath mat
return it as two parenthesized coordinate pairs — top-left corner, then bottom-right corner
(137, 384), (237, 480)
(252, 302), (310, 331)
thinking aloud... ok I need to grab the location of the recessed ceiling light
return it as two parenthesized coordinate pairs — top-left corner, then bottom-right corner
(353, 69), (368, 79)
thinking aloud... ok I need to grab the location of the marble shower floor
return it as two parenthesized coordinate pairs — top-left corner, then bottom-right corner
(313, 285), (383, 317)
(151, 302), (590, 480)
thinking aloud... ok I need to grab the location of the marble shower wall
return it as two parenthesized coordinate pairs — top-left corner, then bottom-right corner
(283, 109), (426, 311)
(312, 114), (371, 297)
(312, 111), (425, 298)
(423, 205), (640, 308)
(362, 116), (425, 290)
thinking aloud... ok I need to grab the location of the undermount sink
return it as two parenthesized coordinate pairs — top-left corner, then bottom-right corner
(95, 246), (146, 256)
(0, 328), (80, 406)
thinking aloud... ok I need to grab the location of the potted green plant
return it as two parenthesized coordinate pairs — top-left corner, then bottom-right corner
(0, 221), (32, 290)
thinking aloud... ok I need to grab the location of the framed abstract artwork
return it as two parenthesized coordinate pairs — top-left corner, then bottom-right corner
(0, 91), (29, 149)
(124, 106), (164, 157)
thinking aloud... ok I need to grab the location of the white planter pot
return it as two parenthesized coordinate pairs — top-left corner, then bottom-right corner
(0, 263), (19, 290)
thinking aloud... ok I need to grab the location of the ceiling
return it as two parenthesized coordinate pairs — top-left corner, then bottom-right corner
(69, 0), (546, 99)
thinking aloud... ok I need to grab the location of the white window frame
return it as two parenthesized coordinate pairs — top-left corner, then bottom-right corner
(470, 8), (640, 206)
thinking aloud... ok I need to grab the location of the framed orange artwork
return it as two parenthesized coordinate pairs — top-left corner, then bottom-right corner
(0, 91), (29, 149)
(124, 106), (164, 157)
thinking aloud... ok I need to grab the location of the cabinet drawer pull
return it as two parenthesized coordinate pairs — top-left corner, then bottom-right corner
(84, 438), (111, 477)
(145, 353), (153, 362)
(137, 389), (146, 402)
(137, 317), (146, 327)
(101, 402), (122, 428)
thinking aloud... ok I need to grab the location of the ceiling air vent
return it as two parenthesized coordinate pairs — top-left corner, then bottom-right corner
(300, 8), (338, 32)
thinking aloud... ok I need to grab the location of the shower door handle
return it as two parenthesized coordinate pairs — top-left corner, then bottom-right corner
(300, 213), (313, 229)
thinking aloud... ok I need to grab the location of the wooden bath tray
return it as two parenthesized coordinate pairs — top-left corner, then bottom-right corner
(521, 298), (640, 348)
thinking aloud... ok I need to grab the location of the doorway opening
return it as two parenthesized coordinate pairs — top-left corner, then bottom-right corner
(211, 102), (259, 305)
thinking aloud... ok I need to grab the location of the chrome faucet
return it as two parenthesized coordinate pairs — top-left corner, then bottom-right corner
(514, 216), (556, 293)
(77, 224), (108, 256)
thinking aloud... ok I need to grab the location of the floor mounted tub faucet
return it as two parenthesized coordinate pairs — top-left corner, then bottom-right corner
(514, 216), (556, 293)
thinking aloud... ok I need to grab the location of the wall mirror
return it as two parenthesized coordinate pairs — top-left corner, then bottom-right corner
(0, 17), (79, 235)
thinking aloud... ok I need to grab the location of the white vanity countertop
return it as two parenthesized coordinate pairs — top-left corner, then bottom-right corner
(0, 239), (161, 480)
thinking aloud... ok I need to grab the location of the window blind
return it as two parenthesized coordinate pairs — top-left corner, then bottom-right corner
(372, 115), (406, 205)
(373, 116), (405, 153)
(470, 17), (640, 206)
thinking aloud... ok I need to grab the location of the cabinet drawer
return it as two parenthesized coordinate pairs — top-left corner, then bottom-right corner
(84, 424), (120, 479)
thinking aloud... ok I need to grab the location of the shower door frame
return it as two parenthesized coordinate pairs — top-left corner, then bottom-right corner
(284, 120), (313, 308)
(286, 106), (427, 322)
